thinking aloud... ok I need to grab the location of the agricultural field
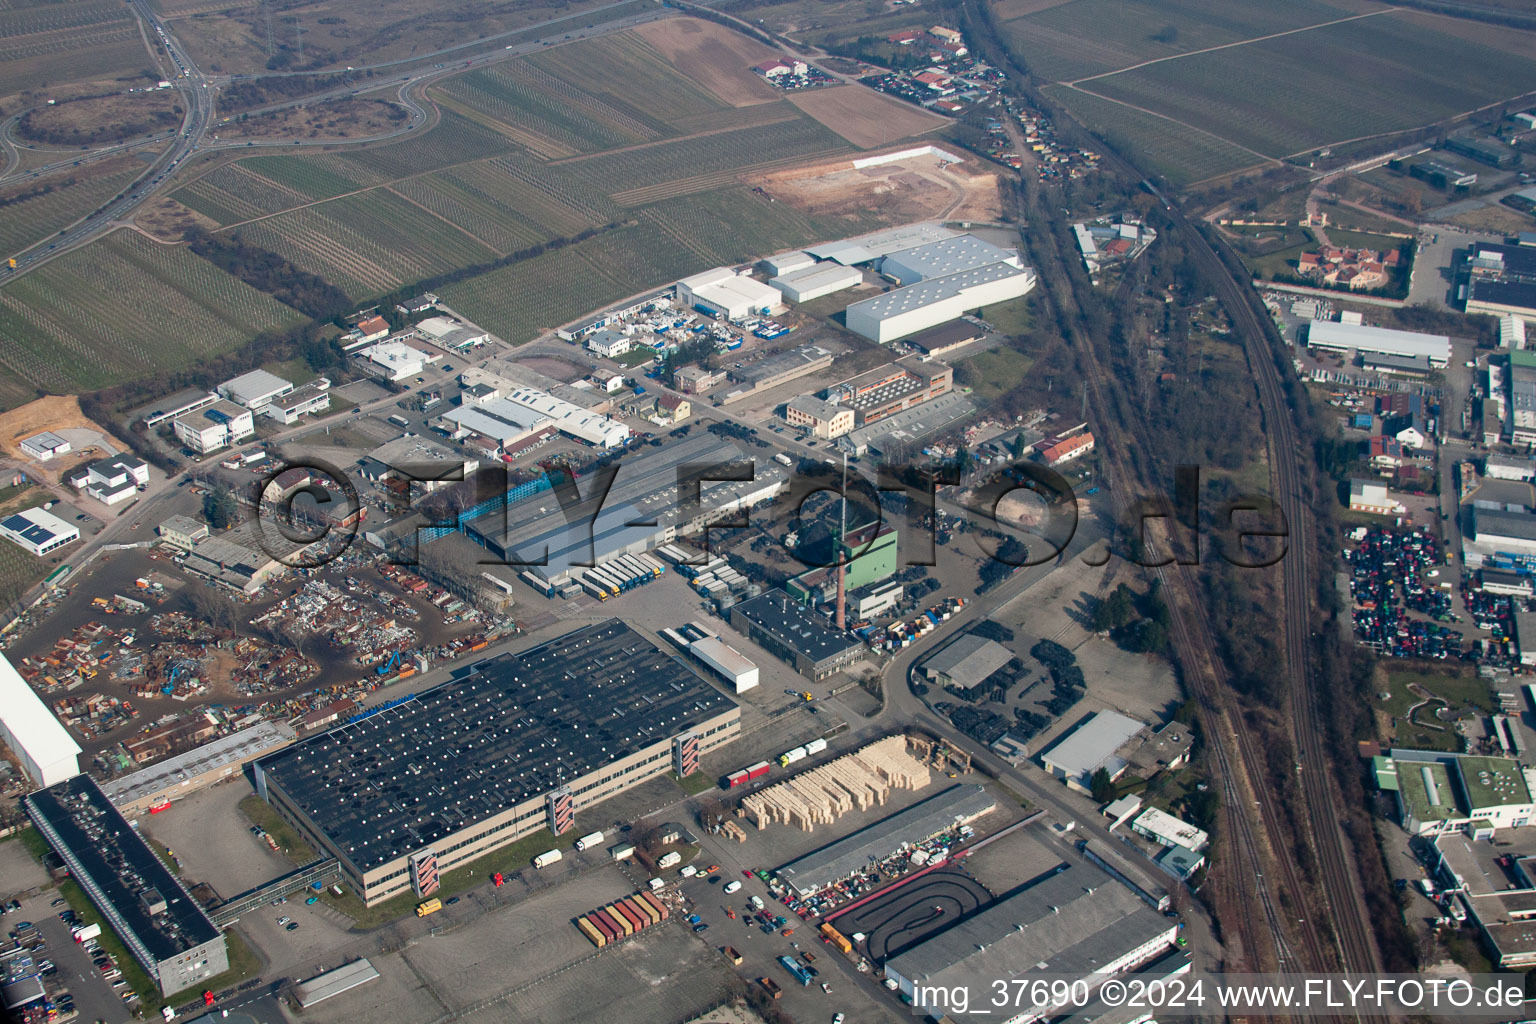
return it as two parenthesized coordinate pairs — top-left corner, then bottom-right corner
(1083, 12), (1536, 160)
(0, 158), (148, 259)
(994, 0), (1375, 83)
(0, 229), (302, 395)
(439, 236), (625, 345)
(231, 190), (498, 298)
(159, 0), (641, 77)
(0, 0), (147, 104)
(1039, 85), (1262, 186)
(635, 187), (886, 265)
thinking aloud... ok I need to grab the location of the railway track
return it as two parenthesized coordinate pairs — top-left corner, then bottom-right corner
(958, 0), (1387, 983)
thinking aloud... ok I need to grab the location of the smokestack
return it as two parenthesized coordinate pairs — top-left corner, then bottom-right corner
(836, 452), (847, 631)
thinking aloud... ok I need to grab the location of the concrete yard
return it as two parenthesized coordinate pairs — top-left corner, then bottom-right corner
(137, 780), (290, 901)
(297, 864), (731, 1024)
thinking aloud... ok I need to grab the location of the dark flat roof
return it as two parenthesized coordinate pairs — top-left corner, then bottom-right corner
(26, 776), (220, 961)
(732, 591), (863, 665)
(906, 319), (984, 351)
(255, 619), (737, 870)
(1472, 279), (1536, 312)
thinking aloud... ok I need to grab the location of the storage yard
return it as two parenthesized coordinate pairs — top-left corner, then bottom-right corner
(740, 735), (930, 832)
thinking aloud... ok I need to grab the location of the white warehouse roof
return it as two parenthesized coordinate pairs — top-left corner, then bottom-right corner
(0, 652), (81, 788)
(220, 368), (293, 406)
(1039, 709), (1144, 782)
(879, 234), (1021, 284)
(1131, 806), (1209, 852)
(808, 223), (957, 266)
(770, 263), (863, 302)
(848, 262), (1035, 323)
(1306, 321), (1451, 365)
(504, 386), (630, 448)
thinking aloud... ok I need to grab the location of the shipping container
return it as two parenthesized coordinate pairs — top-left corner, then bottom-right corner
(519, 571), (555, 597)
(723, 946), (743, 965)
(580, 580), (609, 601)
(726, 770), (750, 788)
(605, 905), (634, 937)
(627, 895), (658, 927)
(626, 896), (658, 928)
(576, 917), (606, 948)
(820, 923), (853, 954)
(638, 552), (665, 576)
(613, 901), (644, 933)
(590, 910), (621, 944)
(574, 831), (605, 852)
(637, 890), (669, 921)
(746, 761), (772, 780)
(804, 738), (828, 755)
(759, 977), (782, 999)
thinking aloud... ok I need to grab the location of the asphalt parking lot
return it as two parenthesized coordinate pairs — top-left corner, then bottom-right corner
(831, 866), (992, 962)
(9, 890), (126, 1023)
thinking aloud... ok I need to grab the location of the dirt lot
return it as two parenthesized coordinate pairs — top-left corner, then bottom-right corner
(219, 97), (409, 141)
(0, 395), (121, 479)
(786, 84), (948, 149)
(135, 196), (219, 240)
(632, 18), (781, 107)
(17, 92), (181, 146)
(751, 152), (1001, 223)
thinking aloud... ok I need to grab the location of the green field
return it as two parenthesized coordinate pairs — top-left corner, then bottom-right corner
(1087, 14), (1536, 159)
(997, 0), (1373, 83)
(0, 161), (147, 258)
(0, 229), (303, 393)
(233, 189), (499, 298)
(1041, 85), (1262, 185)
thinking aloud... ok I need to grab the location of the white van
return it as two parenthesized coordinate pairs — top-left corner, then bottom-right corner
(723, 880), (742, 894)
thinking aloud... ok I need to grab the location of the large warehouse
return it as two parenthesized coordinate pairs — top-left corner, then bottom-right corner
(0, 653), (80, 788)
(465, 434), (787, 582)
(1304, 320), (1452, 366)
(26, 776), (228, 995)
(0, 506), (79, 557)
(253, 620), (741, 904)
(769, 263), (863, 303)
(807, 223), (957, 266)
(884, 860), (1179, 1022)
(877, 234), (1022, 285)
(846, 262), (1037, 343)
(729, 591), (865, 680)
(678, 267), (785, 319)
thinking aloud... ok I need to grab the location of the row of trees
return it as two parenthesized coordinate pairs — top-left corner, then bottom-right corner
(184, 227), (352, 320)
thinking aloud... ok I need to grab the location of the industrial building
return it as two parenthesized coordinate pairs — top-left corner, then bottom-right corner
(883, 859), (1178, 1019)
(25, 775), (228, 995)
(1387, 749), (1536, 836)
(498, 386), (630, 449)
(218, 369), (293, 411)
(18, 431), (70, 461)
(0, 506), (79, 557)
(1039, 710), (1147, 793)
(1432, 833), (1536, 967)
(877, 234), (1021, 285)
(137, 388), (218, 428)
(1464, 504), (1536, 569)
(786, 523), (899, 605)
(463, 434), (785, 581)
(1304, 320), (1452, 367)
(776, 784), (995, 897)
(262, 380), (332, 424)
(840, 391), (975, 457)
(1349, 478), (1402, 516)
(684, 634), (759, 693)
(101, 721), (295, 817)
(1129, 806), (1208, 853)
(785, 395), (855, 439)
(65, 454), (149, 505)
(823, 357), (953, 426)
(0, 653), (80, 788)
(921, 634), (1014, 692)
(677, 267), (784, 320)
(904, 319), (984, 356)
(769, 263), (864, 303)
(181, 530), (291, 595)
(416, 316), (487, 352)
(361, 436), (479, 492)
(846, 262), (1037, 344)
(439, 394), (555, 450)
(807, 223), (958, 266)
(253, 620), (741, 904)
(172, 399), (255, 455)
(762, 251), (816, 276)
(156, 514), (209, 551)
(1469, 280), (1536, 323)
(729, 591), (865, 680)
(352, 339), (441, 381)
(724, 344), (834, 398)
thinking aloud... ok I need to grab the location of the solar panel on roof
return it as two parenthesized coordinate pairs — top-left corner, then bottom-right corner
(1, 514), (30, 532)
